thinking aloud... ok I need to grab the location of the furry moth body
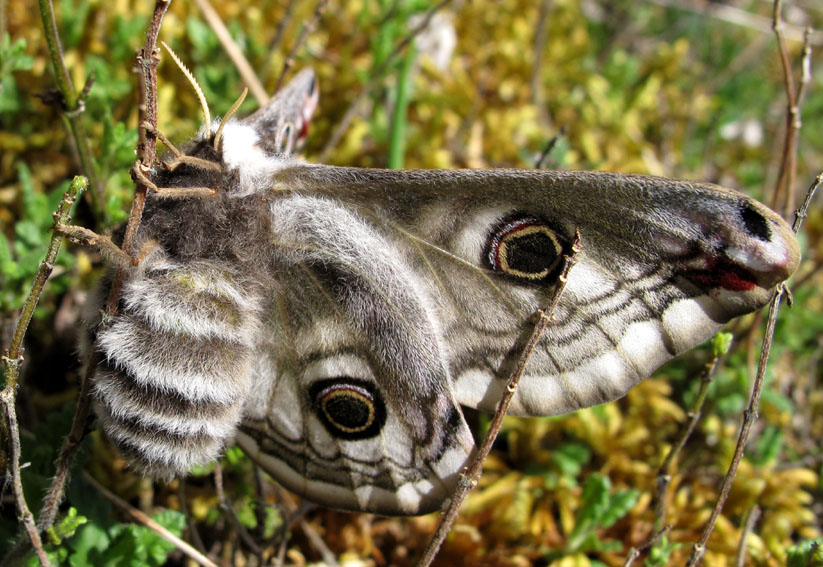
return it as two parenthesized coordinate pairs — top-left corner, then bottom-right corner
(88, 69), (800, 515)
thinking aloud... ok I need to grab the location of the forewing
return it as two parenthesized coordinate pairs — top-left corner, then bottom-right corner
(267, 164), (799, 417)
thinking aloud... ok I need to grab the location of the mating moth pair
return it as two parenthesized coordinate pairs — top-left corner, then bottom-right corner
(84, 66), (799, 515)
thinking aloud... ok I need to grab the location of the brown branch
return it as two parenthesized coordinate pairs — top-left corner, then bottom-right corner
(319, 0), (453, 160)
(84, 472), (219, 567)
(35, 0), (173, 542)
(0, 391), (51, 567)
(654, 348), (724, 532)
(214, 462), (263, 558)
(259, 0), (297, 83)
(273, 0), (329, 93)
(0, 177), (86, 567)
(734, 505), (760, 567)
(771, 2), (814, 216)
(415, 231), (582, 567)
(192, 0), (268, 106)
(624, 526), (670, 567)
(684, 174), (820, 567)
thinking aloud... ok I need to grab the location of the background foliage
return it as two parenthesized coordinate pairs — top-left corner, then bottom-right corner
(1, 0), (821, 565)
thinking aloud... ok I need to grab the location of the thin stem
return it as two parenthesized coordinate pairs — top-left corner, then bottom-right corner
(37, 0), (104, 221)
(84, 473), (219, 567)
(0, 177), (84, 567)
(415, 231), (581, 567)
(214, 462), (262, 557)
(0, 391), (51, 567)
(192, 0), (268, 106)
(654, 350), (723, 532)
(734, 505), (760, 567)
(273, 0), (329, 93)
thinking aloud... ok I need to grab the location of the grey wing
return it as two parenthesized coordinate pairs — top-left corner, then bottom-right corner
(238, 194), (475, 515)
(266, 164), (799, 418)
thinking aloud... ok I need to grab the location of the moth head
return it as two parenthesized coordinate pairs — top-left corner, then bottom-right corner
(155, 43), (318, 197)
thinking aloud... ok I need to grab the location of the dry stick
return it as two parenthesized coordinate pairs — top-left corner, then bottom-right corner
(415, 232), (582, 567)
(273, 0), (329, 93)
(213, 462), (263, 558)
(623, 526), (670, 567)
(259, 0), (297, 83)
(36, 0), (173, 540)
(82, 472), (220, 567)
(684, 175), (821, 567)
(37, 0), (103, 220)
(319, 0), (453, 160)
(771, 2), (813, 216)
(535, 125), (567, 170)
(734, 505), (760, 567)
(653, 351), (724, 533)
(0, 177), (86, 567)
(191, 0), (268, 106)
(177, 481), (210, 557)
(0, 393), (50, 567)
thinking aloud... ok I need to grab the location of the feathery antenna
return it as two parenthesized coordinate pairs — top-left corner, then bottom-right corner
(160, 41), (212, 139)
(214, 87), (249, 152)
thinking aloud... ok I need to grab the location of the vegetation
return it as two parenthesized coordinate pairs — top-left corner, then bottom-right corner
(0, 0), (821, 565)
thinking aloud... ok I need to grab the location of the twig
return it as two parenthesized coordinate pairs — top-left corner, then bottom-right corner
(37, 0), (104, 220)
(299, 519), (338, 567)
(415, 231), (582, 567)
(0, 391), (51, 567)
(530, 0), (553, 126)
(535, 125), (567, 169)
(36, 0), (173, 541)
(83, 472), (219, 567)
(259, 0), (297, 83)
(214, 462), (263, 557)
(771, 2), (814, 216)
(177, 481), (209, 557)
(646, 0), (823, 45)
(319, 0), (453, 160)
(0, 177), (85, 567)
(191, 0), (268, 106)
(273, 0), (329, 93)
(684, 174), (820, 567)
(624, 526), (670, 567)
(734, 505), (760, 567)
(654, 349), (724, 532)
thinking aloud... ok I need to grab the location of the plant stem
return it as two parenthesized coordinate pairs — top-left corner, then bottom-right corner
(37, 0), (104, 221)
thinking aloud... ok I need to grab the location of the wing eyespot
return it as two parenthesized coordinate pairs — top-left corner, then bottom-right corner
(310, 379), (386, 440)
(484, 213), (570, 284)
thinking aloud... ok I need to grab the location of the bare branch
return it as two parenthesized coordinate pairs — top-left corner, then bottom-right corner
(415, 231), (582, 567)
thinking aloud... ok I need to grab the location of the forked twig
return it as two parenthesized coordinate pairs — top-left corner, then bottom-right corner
(0, 176), (86, 567)
(684, 175), (821, 567)
(415, 231), (582, 567)
(33, 0), (173, 546)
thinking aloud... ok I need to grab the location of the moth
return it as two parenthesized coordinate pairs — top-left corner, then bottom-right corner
(84, 67), (800, 516)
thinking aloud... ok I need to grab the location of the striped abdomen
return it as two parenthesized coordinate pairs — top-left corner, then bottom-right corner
(90, 255), (260, 479)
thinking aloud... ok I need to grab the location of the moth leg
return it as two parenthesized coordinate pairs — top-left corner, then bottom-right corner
(130, 160), (218, 199)
(140, 121), (222, 172)
(55, 224), (136, 268)
(56, 224), (160, 269)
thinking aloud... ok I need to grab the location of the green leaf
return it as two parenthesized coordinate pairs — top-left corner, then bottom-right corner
(711, 332), (733, 356)
(787, 540), (823, 567)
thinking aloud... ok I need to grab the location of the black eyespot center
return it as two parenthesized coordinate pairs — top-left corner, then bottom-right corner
(485, 213), (569, 284)
(310, 378), (386, 440)
(740, 201), (771, 242)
